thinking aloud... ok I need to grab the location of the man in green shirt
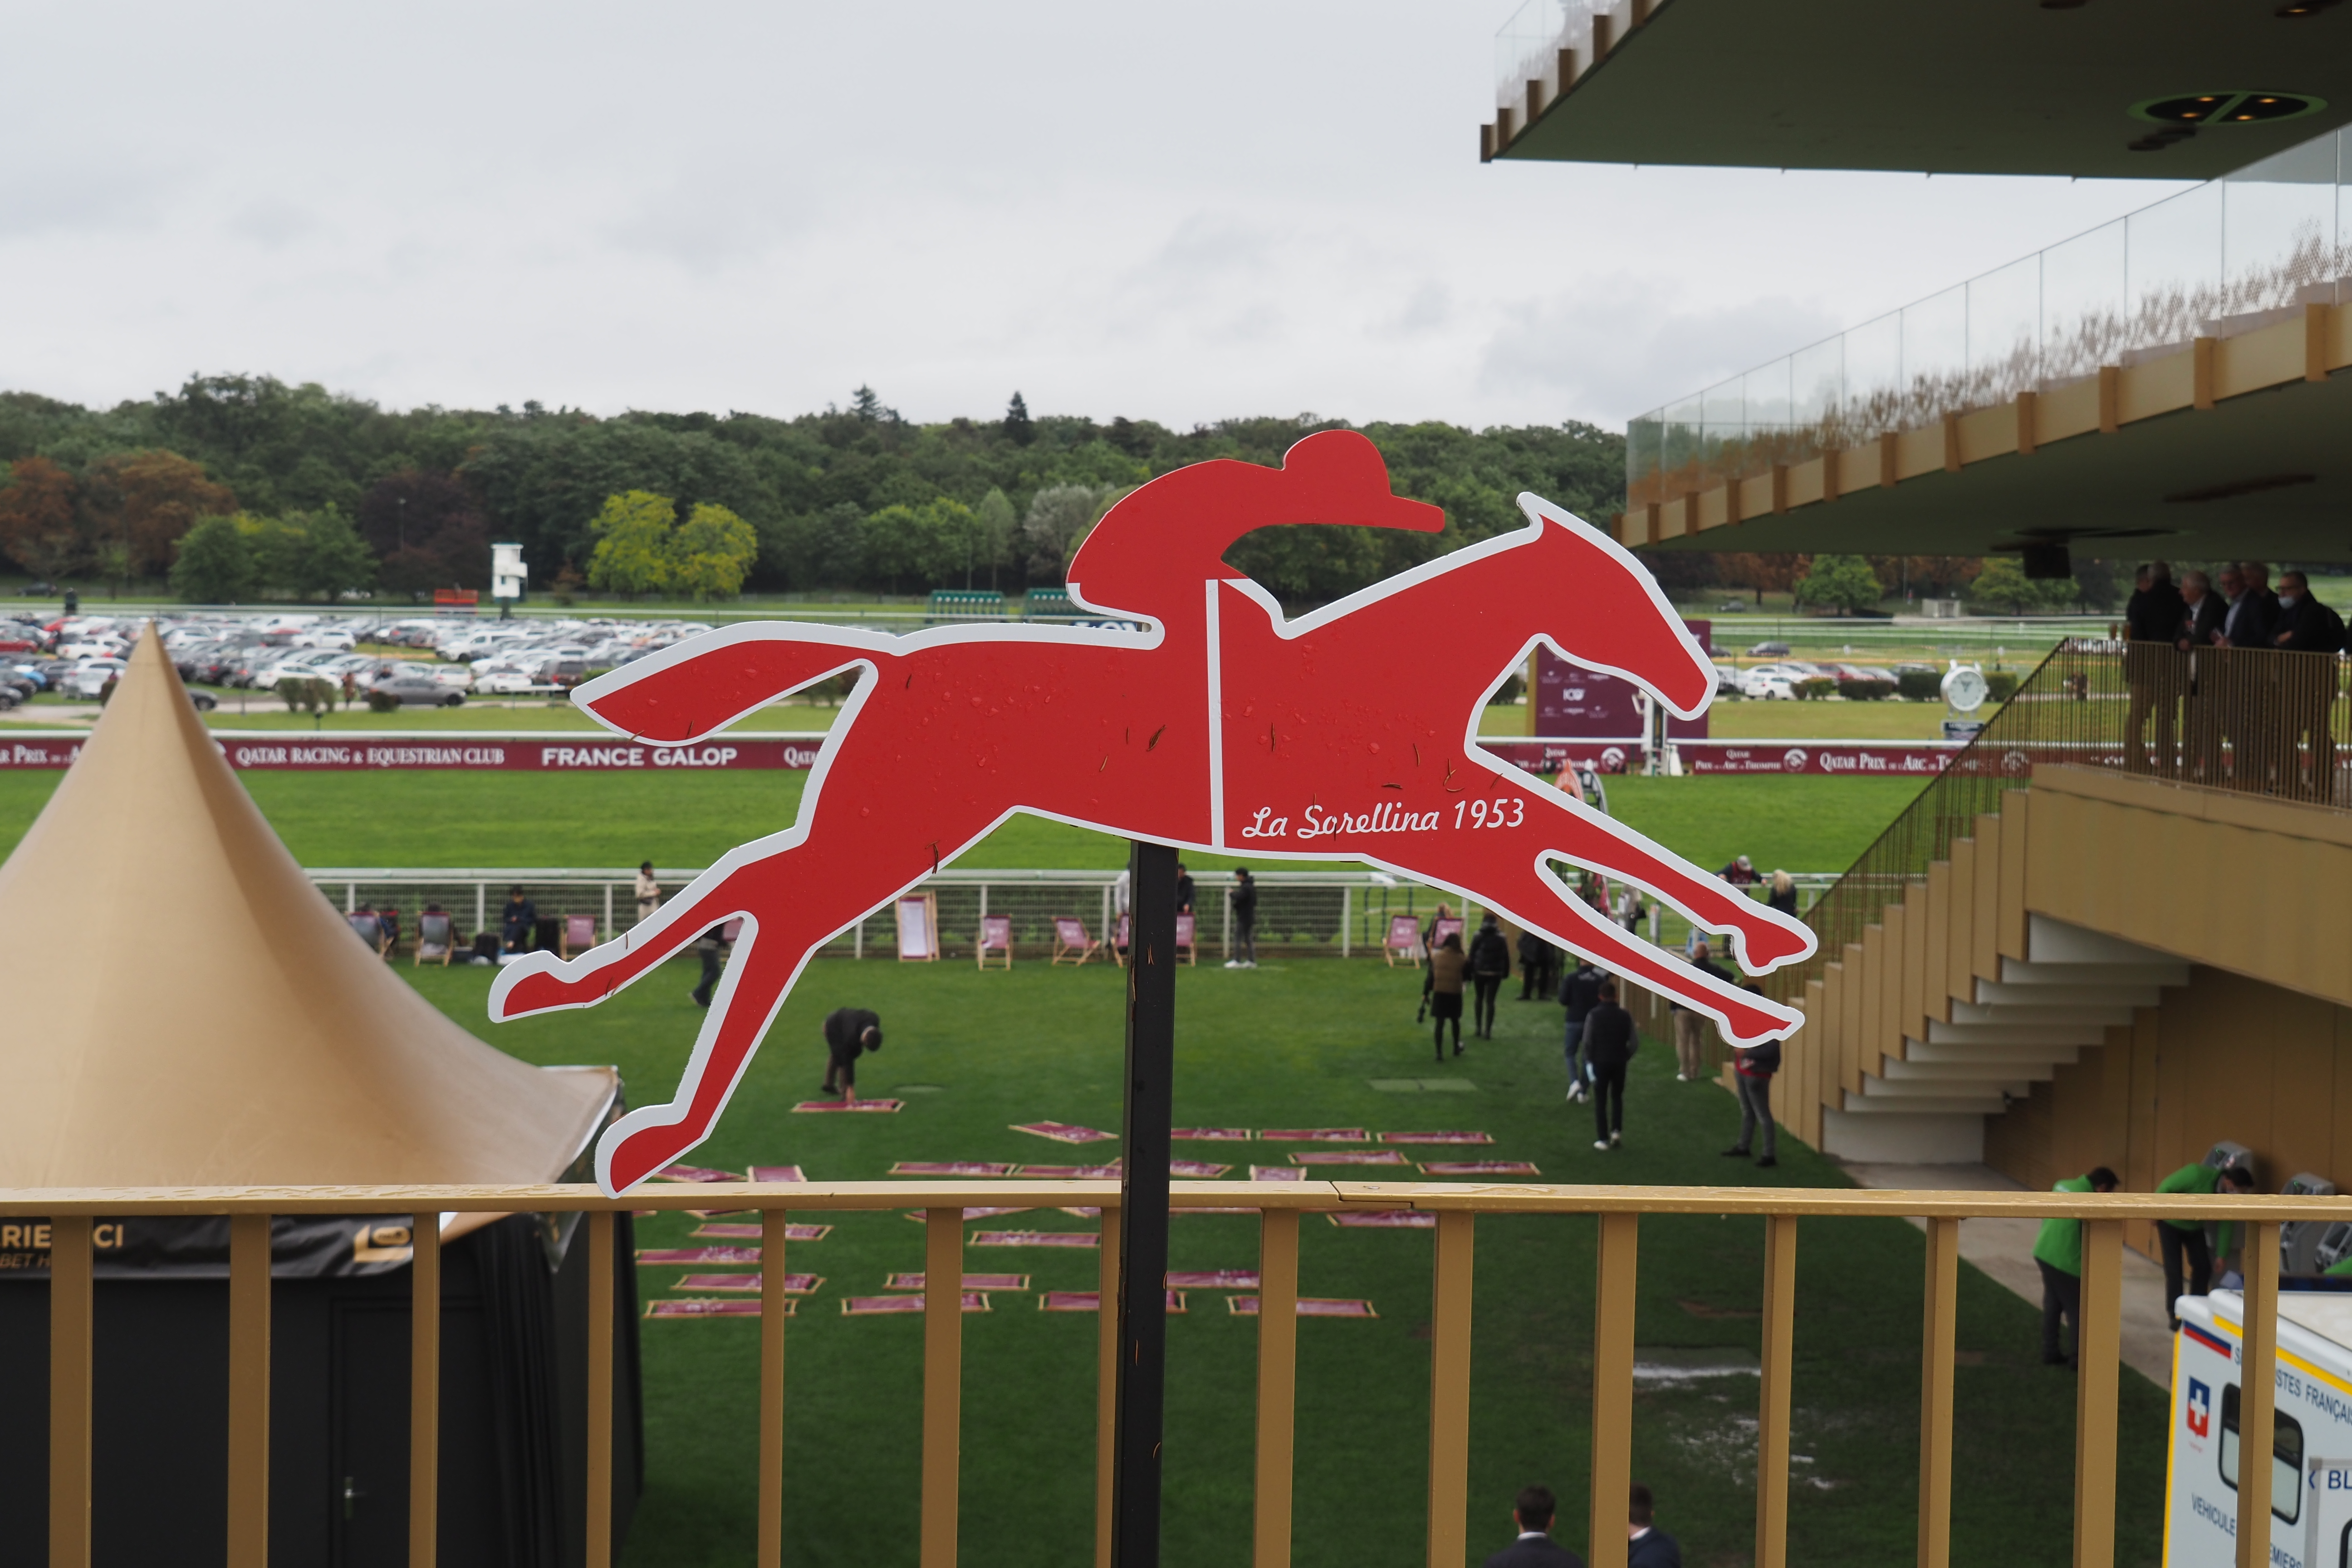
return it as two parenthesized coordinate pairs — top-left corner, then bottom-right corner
(2156, 1160), (2257, 1328)
(2033, 1167), (2118, 1366)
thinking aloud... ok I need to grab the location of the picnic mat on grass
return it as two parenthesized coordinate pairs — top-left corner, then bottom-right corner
(886, 1273), (1030, 1291)
(1290, 1150), (1407, 1166)
(1419, 1160), (1541, 1176)
(1169, 1160), (1232, 1178)
(647, 1298), (794, 1320)
(1247, 1167), (1305, 1182)
(1378, 1132), (1492, 1145)
(970, 1230), (1099, 1249)
(890, 1161), (1015, 1177)
(673, 1273), (822, 1294)
(793, 1099), (903, 1113)
(902, 1207), (1032, 1222)
(691, 1222), (833, 1241)
(747, 1165), (807, 1182)
(1010, 1121), (1117, 1144)
(1259, 1128), (1369, 1142)
(1040, 1290), (1186, 1313)
(653, 1164), (738, 1183)
(1328, 1211), (1437, 1228)
(1228, 1297), (1378, 1318)
(1172, 1128), (1251, 1141)
(1166, 1269), (1258, 1289)
(842, 1293), (990, 1315)
(1013, 1164), (1120, 1179)
(637, 1246), (761, 1265)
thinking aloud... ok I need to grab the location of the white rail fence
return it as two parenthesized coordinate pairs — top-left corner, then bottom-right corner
(305, 866), (1840, 963)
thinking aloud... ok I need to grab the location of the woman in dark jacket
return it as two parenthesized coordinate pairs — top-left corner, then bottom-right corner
(1467, 915), (1511, 1040)
(1424, 933), (1467, 1061)
(1765, 871), (1799, 918)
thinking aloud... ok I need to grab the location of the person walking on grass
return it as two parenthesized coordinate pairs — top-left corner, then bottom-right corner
(1720, 1023), (1781, 1168)
(1225, 867), (1259, 969)
(690, 922), (733, 1007)
(1484, 1485), (1582, 1568)
(2034, 1166), (2119, 1366)
(1468, 914), (1511, 1039)
(1425, 931), (1467, 1060)
(634, 860), (662, 925)
(820, 1006), (883, 1103)
(1583, 981), (1636, 1151)
(1559, 959), (1604, 1104)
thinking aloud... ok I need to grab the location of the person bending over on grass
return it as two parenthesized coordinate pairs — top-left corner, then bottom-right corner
(821, 1006), (883, 1103)
(1583, 982), (1636, 1151)
(2034, 1165), (2119, 1366)
(1425, 932), (1466, 1061)
(1484, 1484), (1582, 1567)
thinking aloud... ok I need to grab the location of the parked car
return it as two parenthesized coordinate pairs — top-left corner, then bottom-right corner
(1740, 670), (1798, 701)
(1747, 641), (1792, 657)
(58, 660), (128, 699)
(15, 582), (57, 596)
(369, 675), (466, 707)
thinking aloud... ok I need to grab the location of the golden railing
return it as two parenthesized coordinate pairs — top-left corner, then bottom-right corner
(20, 1180), (2341, 1568)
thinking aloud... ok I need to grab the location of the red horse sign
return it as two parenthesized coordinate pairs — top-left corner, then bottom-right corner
(491, 432), (1815, 1193)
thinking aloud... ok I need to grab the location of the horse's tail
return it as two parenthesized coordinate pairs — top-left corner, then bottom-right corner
(574, 626), (897, 744)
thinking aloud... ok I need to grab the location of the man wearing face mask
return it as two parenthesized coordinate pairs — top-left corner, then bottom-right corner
(2272, 570), (2345, 799)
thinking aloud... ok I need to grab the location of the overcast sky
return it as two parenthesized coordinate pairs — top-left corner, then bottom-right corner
(6, 2), (2194, 434)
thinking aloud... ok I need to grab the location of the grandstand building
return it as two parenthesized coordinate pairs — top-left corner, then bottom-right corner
(1486, 0), (2352, 1250)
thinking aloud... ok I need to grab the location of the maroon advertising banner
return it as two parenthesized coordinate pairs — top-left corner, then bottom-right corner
(1674, 740), (1957, 777)
(0, 735), (827, 771)
(1533, 619), (1709, 740)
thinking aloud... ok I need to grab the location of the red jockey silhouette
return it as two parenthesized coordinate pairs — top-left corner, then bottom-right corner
(491, 431), (1815, 1194)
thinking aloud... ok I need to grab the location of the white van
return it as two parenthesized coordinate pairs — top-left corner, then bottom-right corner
(2167, 1290), (2352, 1568)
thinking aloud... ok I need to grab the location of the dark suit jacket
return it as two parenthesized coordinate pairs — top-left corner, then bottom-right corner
(1484, 1534), (1585, 1568)
(2125, 582), (2185, 643)
(2183, 593), (2225, 648)
(1627, 1527), (1682, 1568)
(2274, 595), (2345, 654)
(2225, 590), (2280, 648)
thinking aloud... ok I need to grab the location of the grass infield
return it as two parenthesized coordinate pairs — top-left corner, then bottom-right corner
(421, 956), (2168, 1568)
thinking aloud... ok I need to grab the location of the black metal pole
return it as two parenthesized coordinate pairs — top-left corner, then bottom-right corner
(1112, 839), (1178, 1567)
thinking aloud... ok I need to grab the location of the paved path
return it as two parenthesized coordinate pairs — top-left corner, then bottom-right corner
(1842, 1161), (2175, 1388)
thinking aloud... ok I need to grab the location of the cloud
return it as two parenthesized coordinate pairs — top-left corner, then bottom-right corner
(1480, 284), (1847, 422)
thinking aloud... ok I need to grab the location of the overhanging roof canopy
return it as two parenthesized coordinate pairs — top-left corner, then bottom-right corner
(0, 627), (615, 1186)
(1622, 305), (2352, 564)
(1490, 0), (2352, 179)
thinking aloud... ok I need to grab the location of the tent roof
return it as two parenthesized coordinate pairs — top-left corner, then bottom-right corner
(0, 626), (614, 1186)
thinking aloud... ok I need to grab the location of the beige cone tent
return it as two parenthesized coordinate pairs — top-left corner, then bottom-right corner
(0, 624), (614, 1186)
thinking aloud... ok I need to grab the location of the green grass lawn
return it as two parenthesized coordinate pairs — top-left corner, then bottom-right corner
(0, 769), (1920, 876)
(421, 956), (2169, 1568)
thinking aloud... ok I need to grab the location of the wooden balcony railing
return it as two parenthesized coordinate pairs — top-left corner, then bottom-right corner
(21, 1180), (2341, 1568)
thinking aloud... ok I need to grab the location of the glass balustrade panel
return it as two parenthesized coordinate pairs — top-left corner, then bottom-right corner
(2123, 179), (2224, 363)
(2039, 216), (2127, 390)
(1967, 252), (2043, 412)
(2219, 130), (2343, 329)
(1898, 282), (1968, 431)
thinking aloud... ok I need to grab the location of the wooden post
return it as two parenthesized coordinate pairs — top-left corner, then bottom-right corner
(759, 1209), (789, 1568)
(2237, 1223), (2282, 1568)
(410, 1214), (441, 1568)
(228, 1213), (271, 1568)
(1589, 1215), (1638, 1568)
(1254, 1208), (1300, 1568)
(924, 1208), (965, 1568)
(49, 1215), (93, 1568)
(1426, 1211), (1475, 1568)
(2073, 1220), (2122, 1568)
(585, 1211), (614, 1568)
(1755, 1215), (1798, 1568)
(1918, 1217), (1960, 1568)
(1113, 840), (1180, 1566)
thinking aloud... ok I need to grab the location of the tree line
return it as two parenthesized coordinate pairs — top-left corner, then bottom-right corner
(0, 376), (1631, 606)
